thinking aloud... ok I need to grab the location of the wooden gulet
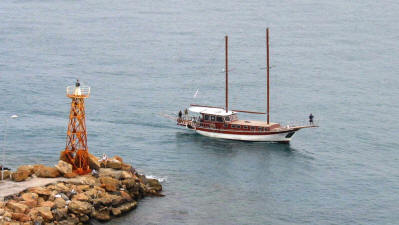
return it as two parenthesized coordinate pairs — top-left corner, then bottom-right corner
(176, 28), (317, 142)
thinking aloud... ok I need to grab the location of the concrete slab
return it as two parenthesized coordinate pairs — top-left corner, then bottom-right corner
(0, 177), (66, 201)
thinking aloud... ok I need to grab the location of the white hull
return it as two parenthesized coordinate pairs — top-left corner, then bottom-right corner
(195, 129), (295, 142)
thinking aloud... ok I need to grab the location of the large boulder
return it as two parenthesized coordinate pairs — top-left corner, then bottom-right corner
(27, 208), (41, 221)
(110, 195), (124, 206)
(56, 216), (79, 225)
(37, 206), (53, 221)
(54, 207), (68, 221)
(20, 193), (39, 209)
(79, 214), (90, 222)
(20, 200), (37, 208)
(121, 171), (133, 179)
(11, 170), (31, 182)
(54, 198), (66, 209)
(76, 184), (90, 192)
(28, 187), (51, 196)
(113, 156), (123, 163)
(71, 193), (89, 202)
(120, 191), (132, 202)
(54, 182), (70, 192)
(88, 153), (101, 170)
(68, 200), (92, 215)
(55, 160), (72, 175)
(92, 195), (113, 206)
(121, 163), (133, 172)
(111, 207), (122, 216)
(33, 164), (45, 174)
(122, 178), (140, 190)
(98, 168), (132, 180)
(6, 201), (28, 213)
(117, 201), (137, 213)
(146, 178), (162, 192)
(67, 175), (99, 186)
(21, 192), (39, 202)
(39, 201), (55, 209)
(100, 177), (119, 192)
(92, 193), (122, 207)
(36, 166), (61, 178)
(91, 208), (111, 221)
(99, 168), (123, 179)
(84, 187), (105, 200)
(106, 159), (122, 170)
(11, 212), (30, 222)
(17, 165), (34, 176)
(64, 172), (78, 178)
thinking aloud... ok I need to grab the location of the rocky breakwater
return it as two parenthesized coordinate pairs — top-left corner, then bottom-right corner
(0, 155), (163, 224)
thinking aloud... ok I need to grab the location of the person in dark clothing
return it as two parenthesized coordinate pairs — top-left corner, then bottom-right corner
(0, 165), (10, 170)
(309, 113), (314, 125)
(184, 108), (189, 120)
(178, 110), (182, 118)
(76, 79), (80, 87)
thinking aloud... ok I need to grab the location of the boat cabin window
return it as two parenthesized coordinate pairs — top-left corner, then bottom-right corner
(210, 116), (216, 121)
(224, 116), (230, 122)
(243, 126), (248, 129)
(204, 115), (210, 121)
(223, 124), (228, 128)
(250, 126), (255, 131)
(236, 125), (241, 129)
(258, 127), (264, 131)
(216, 116), (223, 122)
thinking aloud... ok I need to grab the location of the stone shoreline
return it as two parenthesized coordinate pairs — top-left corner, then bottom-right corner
(0, 155), (163, 224)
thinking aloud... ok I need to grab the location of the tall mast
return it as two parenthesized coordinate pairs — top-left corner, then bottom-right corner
(266, 28), (270, 124)
(225, 35), (229, 113)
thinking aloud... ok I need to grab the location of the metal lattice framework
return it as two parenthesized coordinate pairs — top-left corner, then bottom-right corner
(61, 85), (91, 175)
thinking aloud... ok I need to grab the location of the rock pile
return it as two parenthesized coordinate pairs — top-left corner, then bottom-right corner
(0, 155), (163, 224)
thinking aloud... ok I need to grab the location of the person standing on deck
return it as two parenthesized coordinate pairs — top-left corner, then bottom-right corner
(74, 79), (81, 95)
(309, 113), (314, 125)
(184, 108), (188, 120)
(178, 110), (182, 120)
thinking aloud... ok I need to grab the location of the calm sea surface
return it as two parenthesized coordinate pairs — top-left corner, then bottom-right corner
(1, 0), (399, 224)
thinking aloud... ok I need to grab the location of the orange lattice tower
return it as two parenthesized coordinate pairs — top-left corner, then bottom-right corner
(61, 80), (91, 175)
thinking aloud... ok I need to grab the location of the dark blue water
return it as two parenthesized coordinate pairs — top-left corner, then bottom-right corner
(1, 0), (399, 224)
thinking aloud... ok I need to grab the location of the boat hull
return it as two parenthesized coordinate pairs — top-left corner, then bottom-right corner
(195, 129), (296, 142)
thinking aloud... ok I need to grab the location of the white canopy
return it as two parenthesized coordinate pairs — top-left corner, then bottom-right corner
(188, 106), (235, 116)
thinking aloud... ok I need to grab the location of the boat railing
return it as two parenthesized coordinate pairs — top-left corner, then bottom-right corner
(66, 85), (90, 98)
(278, 119), (319, 128)
(177, 116), (200, 127)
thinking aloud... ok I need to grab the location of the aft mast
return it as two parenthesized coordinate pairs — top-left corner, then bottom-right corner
(225, 35), (229, 113)
(266, 28), (270, 124)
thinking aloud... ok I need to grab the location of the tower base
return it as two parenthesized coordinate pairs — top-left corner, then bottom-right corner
(60, 149), (91, 175)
